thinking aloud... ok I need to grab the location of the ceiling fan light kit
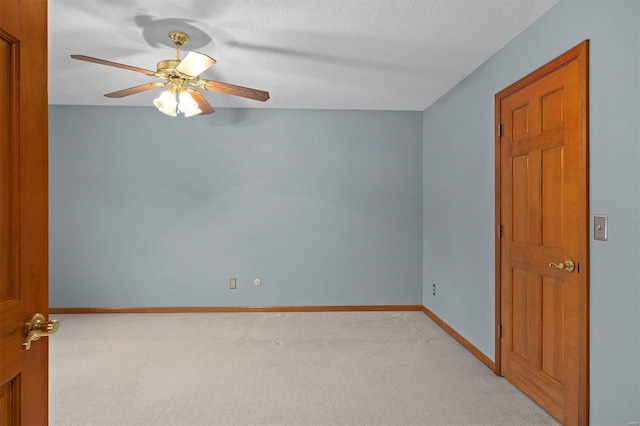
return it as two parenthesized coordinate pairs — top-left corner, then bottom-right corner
(71, 31), (269, 117)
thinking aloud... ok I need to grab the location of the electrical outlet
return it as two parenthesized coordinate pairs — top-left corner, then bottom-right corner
(432, 283), (436, 296)
(229, 278), (236, 289)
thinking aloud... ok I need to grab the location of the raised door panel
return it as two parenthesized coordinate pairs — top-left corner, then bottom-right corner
(0, 378), (20, 425)
(510, 268), (530, 359)
(0, 25), (24, 390)
(541, 146), (564, 248)
(511, 156), (531, 244)
(541, 275), (565, 384)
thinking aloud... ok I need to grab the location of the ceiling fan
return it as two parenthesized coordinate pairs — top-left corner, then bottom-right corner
(71, 31), (270, 117)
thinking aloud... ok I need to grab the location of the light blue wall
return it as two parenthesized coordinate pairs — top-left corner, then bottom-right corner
(50, 1), (639, 423)
(422, 1), (640, 424)
(49, 107), (423, 308)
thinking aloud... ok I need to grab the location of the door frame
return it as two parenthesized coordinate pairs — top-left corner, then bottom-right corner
(494, 40), (589, 424)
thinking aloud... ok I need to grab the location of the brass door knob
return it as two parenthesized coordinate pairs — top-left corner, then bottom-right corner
(23, 313), (59, 350)
(549, 259), (575, 272)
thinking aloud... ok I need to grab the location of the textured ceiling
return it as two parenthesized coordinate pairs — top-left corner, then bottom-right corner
(49, 0), (559, 111)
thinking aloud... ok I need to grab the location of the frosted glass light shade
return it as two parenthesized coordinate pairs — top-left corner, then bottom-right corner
(178, 90), (202, 117)
(153, 90), (178, 116)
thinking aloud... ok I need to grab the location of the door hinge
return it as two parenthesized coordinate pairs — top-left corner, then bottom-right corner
(498, 324), (502, 338)
(499, 224), (503, 238)
(498, 124), (503, 137)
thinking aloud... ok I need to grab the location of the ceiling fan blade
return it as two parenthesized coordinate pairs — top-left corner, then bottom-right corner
(176, 51), (216, 77)
(188, 90), (215, 115)
(104, 83), (165, 98)
(200, 80), (270, 102)
(71, 55), (156, 76)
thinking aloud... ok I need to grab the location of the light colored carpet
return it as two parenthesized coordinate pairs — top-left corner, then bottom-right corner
(50, 312), (559, 425)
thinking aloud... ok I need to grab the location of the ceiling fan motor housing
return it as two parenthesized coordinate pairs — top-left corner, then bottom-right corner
(156, 59), (181, 74)
(156, 58), (200, 90)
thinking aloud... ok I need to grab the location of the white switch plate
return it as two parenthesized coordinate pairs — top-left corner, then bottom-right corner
(594, 215), (607, 241)
(230, 278), (236, 289)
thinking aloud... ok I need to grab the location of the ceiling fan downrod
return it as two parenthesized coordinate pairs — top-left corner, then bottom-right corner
(168, 31), (189, 60)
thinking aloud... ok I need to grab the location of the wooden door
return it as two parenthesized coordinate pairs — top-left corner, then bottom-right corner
(495, 41), (589, 425)
(0, 0), (49, 424)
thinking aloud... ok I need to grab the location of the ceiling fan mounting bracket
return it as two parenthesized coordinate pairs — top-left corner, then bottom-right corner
(168, 31), (189, 47)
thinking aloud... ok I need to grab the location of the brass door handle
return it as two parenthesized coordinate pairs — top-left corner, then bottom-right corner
(549, 260), (575, 273)
(23, 313), (59, 350)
